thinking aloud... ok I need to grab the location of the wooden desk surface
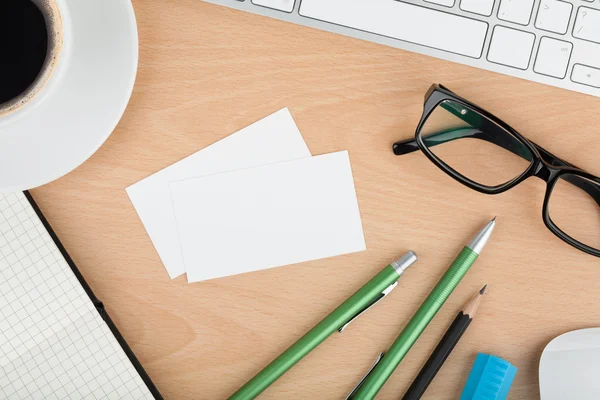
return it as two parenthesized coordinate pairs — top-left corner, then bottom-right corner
(31, 1), (600, 398)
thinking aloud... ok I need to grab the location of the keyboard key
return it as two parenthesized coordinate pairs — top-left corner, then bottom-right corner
(488, 26), (535, 69)
(534, 37), (573, 78)
(299, 0), (488, 58)
(574, 7), (600, 44)
(535, 0), (573, 35)
(251, 0), (295, 12)
(424, 0), (455, 8)
(571, 64), (600, 88)
(461, 0), (495, 16)
(498, 0), (535, 25)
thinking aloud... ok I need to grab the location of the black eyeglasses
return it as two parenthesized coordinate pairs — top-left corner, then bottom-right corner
(393, 84), (600, 257)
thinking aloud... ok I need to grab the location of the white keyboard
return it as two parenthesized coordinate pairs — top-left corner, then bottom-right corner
(204, 0), (600, 98)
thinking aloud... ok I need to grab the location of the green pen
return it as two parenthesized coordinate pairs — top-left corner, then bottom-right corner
(228, 251), (419, 400)
(348, 218), (497, 400)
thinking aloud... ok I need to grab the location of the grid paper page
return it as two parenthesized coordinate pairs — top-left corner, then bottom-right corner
(0, 192), (154, 400)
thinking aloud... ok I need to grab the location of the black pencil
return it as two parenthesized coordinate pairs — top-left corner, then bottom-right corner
(402, 285), (487, 400)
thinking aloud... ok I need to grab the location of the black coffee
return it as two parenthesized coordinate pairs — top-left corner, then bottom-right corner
(0, 0), (48, 105)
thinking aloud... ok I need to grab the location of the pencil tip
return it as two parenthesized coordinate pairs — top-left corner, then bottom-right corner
(480, 284), (488, 295)
(492, 216), (497, 222)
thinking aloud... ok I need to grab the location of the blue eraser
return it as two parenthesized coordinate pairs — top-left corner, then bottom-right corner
(460, 353), (517, 400)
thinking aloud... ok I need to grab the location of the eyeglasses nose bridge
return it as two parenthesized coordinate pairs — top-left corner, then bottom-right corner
(533, 161), (560, 183)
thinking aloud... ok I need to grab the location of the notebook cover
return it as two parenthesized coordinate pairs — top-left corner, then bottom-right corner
(24, 191), (164, 400)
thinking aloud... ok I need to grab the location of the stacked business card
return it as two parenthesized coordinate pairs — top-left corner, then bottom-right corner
(127, 109), (366, 282)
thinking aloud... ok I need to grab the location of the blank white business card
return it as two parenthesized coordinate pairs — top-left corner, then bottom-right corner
(126, 109), (311, 279)
(170, 151), (366, 283)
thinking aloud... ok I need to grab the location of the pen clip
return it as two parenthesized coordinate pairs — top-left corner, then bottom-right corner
(338, 281), (398, 333)
(345, 352), (385, 400)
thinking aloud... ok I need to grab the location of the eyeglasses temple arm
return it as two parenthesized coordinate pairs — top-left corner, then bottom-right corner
(393, 130), (600, 206)
(392, 137), (421, 155)
(392, 127), (528, 159)
(394, 99), (533, 157)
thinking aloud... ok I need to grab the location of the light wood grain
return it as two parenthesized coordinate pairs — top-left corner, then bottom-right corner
(30, 1), (600, 399)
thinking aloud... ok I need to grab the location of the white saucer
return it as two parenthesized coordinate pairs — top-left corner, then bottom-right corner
(0, 0), (138, 192)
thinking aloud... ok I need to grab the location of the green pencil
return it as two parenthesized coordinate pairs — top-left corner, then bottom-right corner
(229, 251), (419, 400)
(348, 218), (496, 400)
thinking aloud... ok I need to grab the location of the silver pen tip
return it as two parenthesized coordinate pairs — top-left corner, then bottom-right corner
(467, 218), (497, 255)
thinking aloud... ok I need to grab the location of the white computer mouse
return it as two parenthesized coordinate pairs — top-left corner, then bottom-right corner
(539, 328), (600, 399)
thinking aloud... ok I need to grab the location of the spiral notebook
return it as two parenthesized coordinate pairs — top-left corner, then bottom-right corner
(0, 192), (162, 400)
